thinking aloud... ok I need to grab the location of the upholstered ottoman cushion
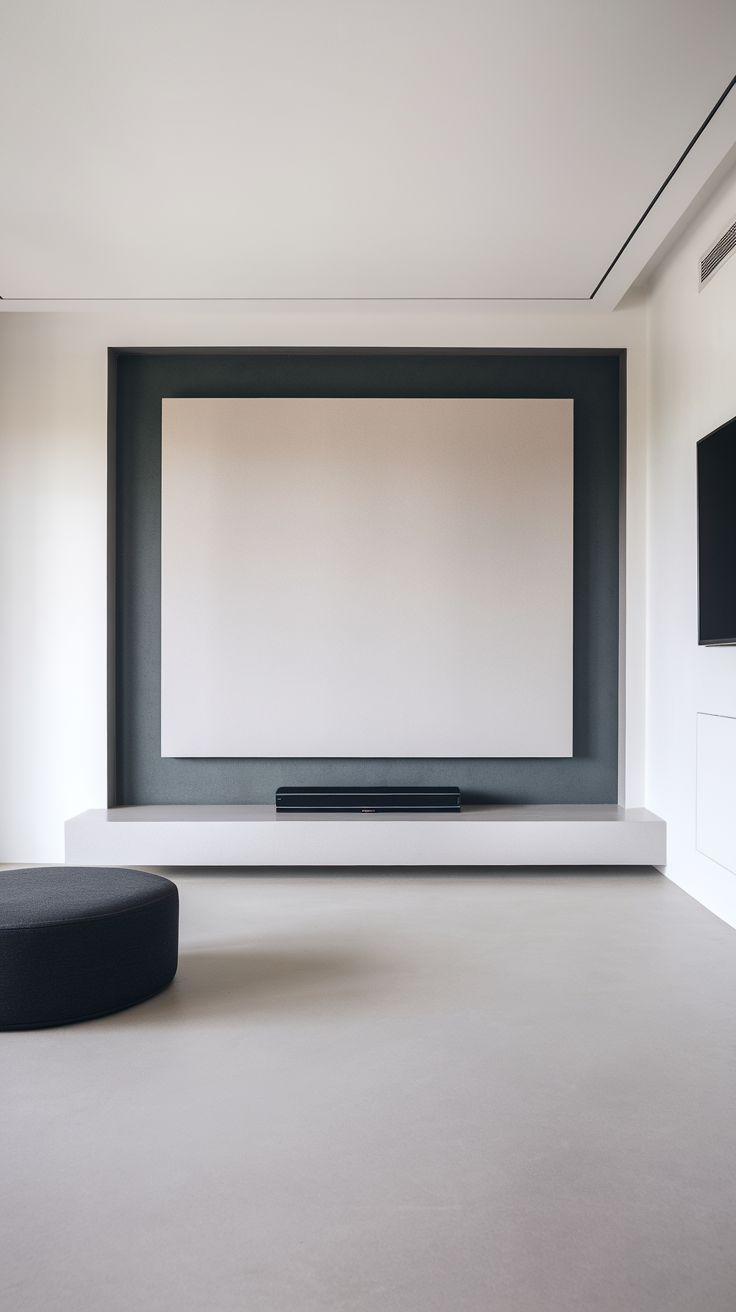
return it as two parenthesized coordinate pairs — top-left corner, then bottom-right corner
(0, 867), (178, 1029)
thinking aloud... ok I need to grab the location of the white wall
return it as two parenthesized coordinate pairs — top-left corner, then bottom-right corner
(161, 397), (575, 759)
(647, 167), (736, 926)
(0, 302), (648, 862)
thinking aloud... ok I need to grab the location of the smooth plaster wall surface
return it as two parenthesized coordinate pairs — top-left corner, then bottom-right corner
(162, 397), (574, 759)
(648, 165), (736, 927)
(0, 304), (647, 863)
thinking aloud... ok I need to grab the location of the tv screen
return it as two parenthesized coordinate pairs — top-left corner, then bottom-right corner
(698, 415), (736, 645)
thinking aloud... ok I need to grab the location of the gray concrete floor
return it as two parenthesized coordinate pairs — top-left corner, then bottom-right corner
(2, 870), (736, 1312)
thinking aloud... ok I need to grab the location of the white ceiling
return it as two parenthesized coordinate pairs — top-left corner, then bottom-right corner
(1, 0), (735, 302)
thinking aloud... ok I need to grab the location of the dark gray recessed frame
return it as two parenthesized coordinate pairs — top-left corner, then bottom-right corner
(108, 348), (625, 808)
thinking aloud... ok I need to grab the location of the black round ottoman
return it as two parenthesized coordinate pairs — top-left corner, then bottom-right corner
(0, 867), (179, 1030)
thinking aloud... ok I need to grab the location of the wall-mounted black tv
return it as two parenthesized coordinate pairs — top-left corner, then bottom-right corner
(698, 415), (736, 645)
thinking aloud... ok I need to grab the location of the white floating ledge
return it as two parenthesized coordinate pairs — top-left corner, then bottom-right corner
(65, 804), (665, 868)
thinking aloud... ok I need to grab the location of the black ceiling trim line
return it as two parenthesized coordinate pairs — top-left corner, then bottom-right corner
(591, 73), (736, 300)
(2, 296), (590, 302)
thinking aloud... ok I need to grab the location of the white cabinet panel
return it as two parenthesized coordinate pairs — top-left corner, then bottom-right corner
(65, 806), (665, 868)
(696, 713), (736, 874)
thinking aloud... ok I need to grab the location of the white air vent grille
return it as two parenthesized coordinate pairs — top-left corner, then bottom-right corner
(700, 222), (736, 287)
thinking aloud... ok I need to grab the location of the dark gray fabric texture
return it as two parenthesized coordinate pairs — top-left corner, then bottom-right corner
(114, 350), (622, 807)
(0, 867), (178, 1029)
(0, 867), (175, 929)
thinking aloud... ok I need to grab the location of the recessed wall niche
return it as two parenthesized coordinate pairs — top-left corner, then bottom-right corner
(112, 349), (622, 806)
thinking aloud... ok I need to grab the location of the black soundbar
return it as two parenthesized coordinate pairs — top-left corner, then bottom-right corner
(276, 786), (461, 813)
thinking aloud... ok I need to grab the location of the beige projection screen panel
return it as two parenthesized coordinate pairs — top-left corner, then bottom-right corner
(161, 397), (574, 757)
